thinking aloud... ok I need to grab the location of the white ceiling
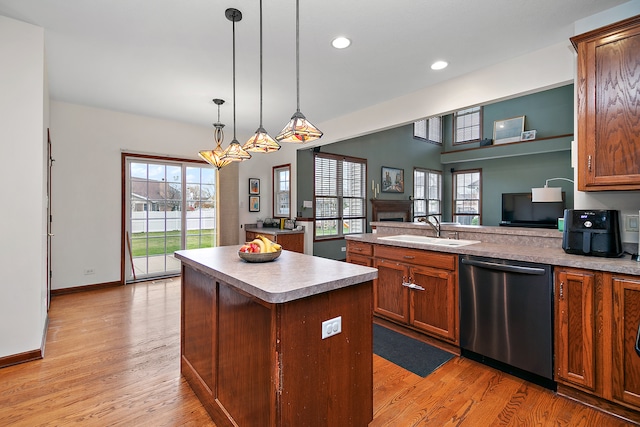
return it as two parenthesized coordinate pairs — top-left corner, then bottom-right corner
(0, 0), (630, 141)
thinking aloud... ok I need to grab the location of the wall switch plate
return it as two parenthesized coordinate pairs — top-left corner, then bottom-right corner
(625, 214), (639, 232)
(341, 246), (346, 252)
(321, 316), (342, 339)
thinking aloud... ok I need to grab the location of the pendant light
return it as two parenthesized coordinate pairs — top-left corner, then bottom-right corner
(275, 0), (323, 143)
(243, 0), (281, 153)
(221, 8), (251, 162)
(198, 99), (232, 170)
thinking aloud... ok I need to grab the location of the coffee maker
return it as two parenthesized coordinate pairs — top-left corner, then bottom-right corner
(562, 209), (623, 257)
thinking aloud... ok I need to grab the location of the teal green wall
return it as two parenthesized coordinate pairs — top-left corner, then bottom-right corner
(298, 84), (575, 260)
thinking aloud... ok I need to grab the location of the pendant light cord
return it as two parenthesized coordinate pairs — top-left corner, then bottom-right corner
(232, 14), (237, 140)
(296, 0), (300, 112)
(259, 0), (264, 126)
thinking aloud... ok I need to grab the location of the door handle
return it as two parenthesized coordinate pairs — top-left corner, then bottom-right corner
(635, 322), (640, 357)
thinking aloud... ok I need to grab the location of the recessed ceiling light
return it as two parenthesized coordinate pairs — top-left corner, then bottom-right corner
(431, 60), (448, 70)
(332, 37), (351, 49)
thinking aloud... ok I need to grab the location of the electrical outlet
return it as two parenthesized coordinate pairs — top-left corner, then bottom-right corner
(341, 246), (346, 252)
(321, 316), (342, 339)
(83, 268), (95, 275)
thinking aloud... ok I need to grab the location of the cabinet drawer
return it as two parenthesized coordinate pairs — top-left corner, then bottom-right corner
(374, 245), (456, 270)
(347, 241), (373, 256)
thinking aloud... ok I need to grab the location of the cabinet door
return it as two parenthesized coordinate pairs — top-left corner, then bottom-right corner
(373, 259), (409, 323)
(612, 275), (640, 408)
(555, 268), (596, 390)
(275, 233), (304, 253)
(409, 265), (457, 343)
(245, 231), (258, 242)
(573, 16), (640, 190)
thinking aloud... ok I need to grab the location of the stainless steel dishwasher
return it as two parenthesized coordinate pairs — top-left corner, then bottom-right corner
(459, 255), (554, 387)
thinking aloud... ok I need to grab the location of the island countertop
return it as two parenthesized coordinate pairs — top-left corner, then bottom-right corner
(175, 246), (378, 303)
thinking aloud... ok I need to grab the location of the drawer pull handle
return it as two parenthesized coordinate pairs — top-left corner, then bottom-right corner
(401, 281), (425, 291)
(559, 281), (564, 300)
(403, 255), (415, 259)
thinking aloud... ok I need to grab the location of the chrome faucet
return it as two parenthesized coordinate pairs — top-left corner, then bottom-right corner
(425, 215), (441, 238)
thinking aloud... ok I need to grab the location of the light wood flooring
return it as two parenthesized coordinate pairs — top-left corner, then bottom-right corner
(0, 279), (632, 426)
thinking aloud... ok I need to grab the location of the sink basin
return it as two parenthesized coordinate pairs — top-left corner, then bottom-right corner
(378, 234), (480, 247)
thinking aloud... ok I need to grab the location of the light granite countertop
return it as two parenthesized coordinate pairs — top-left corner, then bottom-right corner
(175, 246), (377, 304)
(348, 223), (640, 276)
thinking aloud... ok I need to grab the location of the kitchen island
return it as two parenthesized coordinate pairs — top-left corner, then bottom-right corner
(174, 246), (378, 427)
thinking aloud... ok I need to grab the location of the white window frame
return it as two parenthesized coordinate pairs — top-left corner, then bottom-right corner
(452, 169), (482, 225)
(273, 164), (291, 218)
(454, 106), (482, 145)
(413, 117), (442, 145)
(413, 168), (442, 222)
(314, 153), (367, 240)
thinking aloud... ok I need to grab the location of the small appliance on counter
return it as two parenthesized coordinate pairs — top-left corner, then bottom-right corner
(562, 209), (623, 257)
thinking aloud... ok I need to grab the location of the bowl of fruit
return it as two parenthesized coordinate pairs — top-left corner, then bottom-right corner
(238, 235), (282, 263)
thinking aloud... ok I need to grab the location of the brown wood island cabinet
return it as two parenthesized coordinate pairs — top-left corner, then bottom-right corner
(571, 15), (640, 191)
(555, 266), (640, 423)
(245, 228), (304, 253)
(347, 241), (458, 345)
(176, 246), (376, 427)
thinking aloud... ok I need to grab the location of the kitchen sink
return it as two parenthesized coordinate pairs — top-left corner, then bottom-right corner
(377, 234), (480, 247)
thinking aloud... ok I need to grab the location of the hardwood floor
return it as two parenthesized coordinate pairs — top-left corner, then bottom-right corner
(0, 279), (631, 426)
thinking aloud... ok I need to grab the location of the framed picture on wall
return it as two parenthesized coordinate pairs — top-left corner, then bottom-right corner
(249, 178), (260, 195)
(381, 166), (404, 193)
(249, 196), (260, 212)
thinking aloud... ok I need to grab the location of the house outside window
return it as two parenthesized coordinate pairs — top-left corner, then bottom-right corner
(314, 153), (367, 240)
(413, 117), (442, 145)
(452, 169), (481, 225)
(454, 106), (482, 144)
(413, 168), (442, 222)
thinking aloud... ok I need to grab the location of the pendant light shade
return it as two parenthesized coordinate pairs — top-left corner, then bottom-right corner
(198, 99), (232, 170)
(243, 0), (280, 153)
(531, 177), (574, 202)
(221, 8), (251, 162)
(276, 0), (323, 143)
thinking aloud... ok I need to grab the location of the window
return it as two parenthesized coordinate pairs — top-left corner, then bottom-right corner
(452, 169), (481, 225)
(125, 156), (216, 282)
(314, 153), (367, 239)
(454, 106), (482, 144)
(413, 117), (442, 144)
(413, 168), (442, 222)
(273, 164), (290, 218)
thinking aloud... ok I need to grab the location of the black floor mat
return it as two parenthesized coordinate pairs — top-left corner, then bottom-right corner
(373, 324), (454, 377)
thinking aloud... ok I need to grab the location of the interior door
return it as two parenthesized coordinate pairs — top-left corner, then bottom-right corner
(46, 129), (53, 309)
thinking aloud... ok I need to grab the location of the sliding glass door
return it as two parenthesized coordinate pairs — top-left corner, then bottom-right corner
(125, 156), (216, 282)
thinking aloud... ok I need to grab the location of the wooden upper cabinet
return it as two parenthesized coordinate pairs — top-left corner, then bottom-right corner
(571, 15), (640, 191)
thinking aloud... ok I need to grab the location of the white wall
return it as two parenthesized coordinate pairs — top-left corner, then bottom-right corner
(0, 16), (47, 358)
(50, 101), (212, 289)
(237, 142), (298, 244)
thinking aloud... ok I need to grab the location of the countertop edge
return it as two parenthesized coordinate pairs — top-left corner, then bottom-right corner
(176, 247), (377, 304)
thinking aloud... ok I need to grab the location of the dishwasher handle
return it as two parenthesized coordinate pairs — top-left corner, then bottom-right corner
(461, 258), (547, 275)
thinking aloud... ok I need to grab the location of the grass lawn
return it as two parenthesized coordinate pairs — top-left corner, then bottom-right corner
(130, 230), (215, 257)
